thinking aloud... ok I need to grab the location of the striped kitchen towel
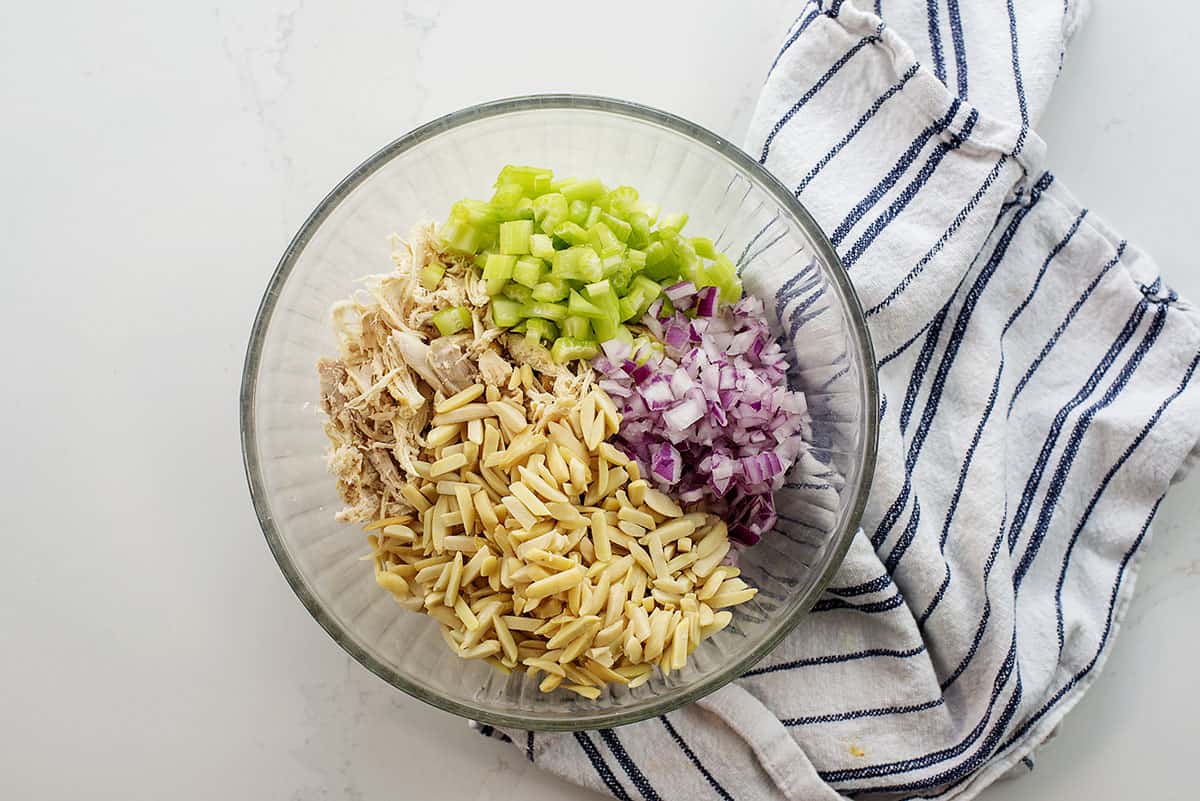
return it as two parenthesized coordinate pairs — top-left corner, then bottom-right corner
(483, 1), (1200, 798)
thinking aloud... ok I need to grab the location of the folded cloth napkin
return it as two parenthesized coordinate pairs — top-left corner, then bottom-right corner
(483, 2), (1200, 798)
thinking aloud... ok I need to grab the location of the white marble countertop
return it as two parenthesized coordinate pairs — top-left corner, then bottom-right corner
(2, 1), (1196, 799)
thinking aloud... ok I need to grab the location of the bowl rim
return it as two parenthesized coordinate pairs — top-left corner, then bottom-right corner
(240, 93), (879, 730)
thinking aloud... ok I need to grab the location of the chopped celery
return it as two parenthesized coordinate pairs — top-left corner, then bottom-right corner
(552, 247), (602, 283)
(692, 237), (716, 259)
(483, 253), (516, 295)
(658, 211), (688, 233)
(489, 297), (523, 328)
(561, 177), (606, 203)
(512, 256), (545, 288)
(613, 324), (635, 347)
(606, 186), (639, 218)
(552, 221), (589, 246)
(440, 215), (491, 253)
(420, 262), (445, 291)
(568, 290), (606, 320)
(644, 240), (671, 267)
(531, 277), (569, 302)
(432, 306), (472, 336)
(588, 222), (623, 257)
(631, 274), (663, 297)
(533, 193), (569, 235)
(600, 212), (632, 242)
(604, 260), (634, 295)
(483, 253), (516, 280)
(530, 233), (556, 261)
(502, 283), (533, 304)
(521, 301), (569, 321)
(584, 282), (621, 342)
(524, 318), (558, 344)
(618, 292), (644, 322)
(496, 165), (553, 192)
(499, 219), (533, 255)
(490, 182), (526, 213)
(568, 198), (590, 226)
(443, 164), (745, 355)
(562, 316), (593, 340)
(550, 337), (600, 364)
(627, 211), (651, 248)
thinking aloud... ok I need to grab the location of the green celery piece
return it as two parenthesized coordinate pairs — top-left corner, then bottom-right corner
(606, 186), (639, 218)
(524, 317), (558, 345)
(588, 222), (623, 257)
(604, 260), (634, 295)
(691, 237), (716, 259)
(509, 320), (527, 334)
(512, 256), (545, 288)
(502, 283), (533, 304)
(420, 263), (446, 291)
(482, 253), (516, 280)
(704, 253), (743, 302)
(627, 212), (651, 248)
(592, 316), (619, 342)
(530, 233), (556, 261)
(668, 233), (701, 282)
(483, 253), (516, 296)
(432, 306), (472, 336)
(584, 204), (602, 228)
(552, 247), (602, 283)
(499, 219), (533, 255)
(625, 248), (648, 270)
(490, 183), (526, 215)
(561, 178), (606, 203)
(496, 165), (553, 193)
(630, 274), (663, 301)
(440, 216), (490, 254)
(637, 202), (660, 224)
(521, 301), (569, 321)
(452, 199), (500, 227)
(531, 277), (569, 302)
(533, 193), (569, 235)
(568, 290), (606, 320)
(489, 297), (523, 328)
(600, 212), (632, 242)
(568, 199), (590, 226)
(658, 211), (689, 233)
(550, 338), (600, 364)
(553, 221), (589, 246)
(561, 316), (593, 340)
(644, 240), (670, 267)
(618, 292), (644, 322)
(613, 324), (635, 347)
(660, 296), (676, 317)
(584, 282), (621, 342)
(532, 174), (553, 196)
(550, 176), (577, 192)
(473, 252), (489, 268)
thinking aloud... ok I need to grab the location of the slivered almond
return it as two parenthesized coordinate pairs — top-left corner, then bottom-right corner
(435, 384), (485, 414)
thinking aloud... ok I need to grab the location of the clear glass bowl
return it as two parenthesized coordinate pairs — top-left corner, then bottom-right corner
(241, 95), (878, 730)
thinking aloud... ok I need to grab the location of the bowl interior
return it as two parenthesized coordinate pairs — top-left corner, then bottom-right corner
(242, 96), (877, 730)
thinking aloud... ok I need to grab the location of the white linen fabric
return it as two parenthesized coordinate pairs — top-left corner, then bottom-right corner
(481, 2), (1200, 798)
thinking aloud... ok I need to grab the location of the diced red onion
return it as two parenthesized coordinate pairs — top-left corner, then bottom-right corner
(592, 292), (809, 542)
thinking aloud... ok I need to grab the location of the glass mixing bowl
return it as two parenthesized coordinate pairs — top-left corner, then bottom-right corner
(241, 95), (877, 730)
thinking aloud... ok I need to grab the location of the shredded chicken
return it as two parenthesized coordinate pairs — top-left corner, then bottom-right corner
(316, 223), (593, 522)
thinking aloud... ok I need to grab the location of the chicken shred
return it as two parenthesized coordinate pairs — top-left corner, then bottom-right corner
(316, 224), (594, 522)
